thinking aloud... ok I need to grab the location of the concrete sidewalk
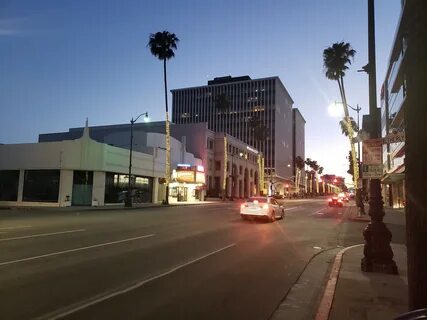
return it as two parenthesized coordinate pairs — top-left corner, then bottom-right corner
(327, 243), (408, 320)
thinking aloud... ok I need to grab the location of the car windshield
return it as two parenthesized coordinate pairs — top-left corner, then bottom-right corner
(246, 197), (268, 203)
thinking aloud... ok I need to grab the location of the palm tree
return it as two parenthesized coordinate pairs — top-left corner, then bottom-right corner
(318, 166), (324, 194)
(295, 156), (305, 194)
(148, 30), (179, 204)
(323, 42), (359, 190)
(215, 93), (231, 113)
(248, 116), (269, 151)
(305, 158), (313, 193)
(339, 117), (358, 136)
(311, 161), (320, 194)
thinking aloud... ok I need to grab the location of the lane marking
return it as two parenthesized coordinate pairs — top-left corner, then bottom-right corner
(284, 207), (299, 211)
(0, 234), (155, 267)
(43, 243), (236, 319)
(0, 225), (32, 231)
(0, 229), (86, 242)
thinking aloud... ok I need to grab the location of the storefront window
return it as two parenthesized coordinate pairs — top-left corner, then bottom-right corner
(104, 172), (153, 203)
(0, 170), (19, 201)
(23, 170), (60, 202)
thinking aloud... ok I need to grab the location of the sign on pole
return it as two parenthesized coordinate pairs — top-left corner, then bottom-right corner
(362, 138), (383, 178)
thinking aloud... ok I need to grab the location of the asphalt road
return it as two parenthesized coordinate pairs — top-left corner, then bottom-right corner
(0, 200), (405, 320)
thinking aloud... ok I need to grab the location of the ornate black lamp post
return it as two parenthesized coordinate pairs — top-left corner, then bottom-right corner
(360, 0), (397, 274)
(125, 112), (149, 208)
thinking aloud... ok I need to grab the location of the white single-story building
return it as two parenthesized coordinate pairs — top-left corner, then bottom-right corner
(0, 124), (203, 207)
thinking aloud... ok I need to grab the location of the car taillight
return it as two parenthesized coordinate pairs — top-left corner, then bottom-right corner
(262, 204), (269, 209)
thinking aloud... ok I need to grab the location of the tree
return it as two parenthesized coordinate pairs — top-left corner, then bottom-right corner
(323, 42), (359, 191)
(148, 30), (179, 204)
(215, 93), (231, 113)
(339, 117), (358, 136)
(295, 156), (305, 193)
(248, 116), (269, 151)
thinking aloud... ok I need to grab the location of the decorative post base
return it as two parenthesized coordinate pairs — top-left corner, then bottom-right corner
(361, 179), (398, 274)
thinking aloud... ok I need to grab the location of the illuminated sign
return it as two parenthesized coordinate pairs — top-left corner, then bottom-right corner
(197, 165), (204, 172)
(176, 170), (195, 183)
(195, 172), (206, 184)
(177, 163), (191, 168)
(246, 146), (259, 154)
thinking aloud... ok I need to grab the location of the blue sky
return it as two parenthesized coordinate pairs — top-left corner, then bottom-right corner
(0, 0), (401, 180)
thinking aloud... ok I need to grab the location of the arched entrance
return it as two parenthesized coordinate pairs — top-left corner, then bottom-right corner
(244, 168), (249, 198)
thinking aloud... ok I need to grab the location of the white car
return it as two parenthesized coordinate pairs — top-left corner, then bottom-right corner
(240, 197), (285, 222)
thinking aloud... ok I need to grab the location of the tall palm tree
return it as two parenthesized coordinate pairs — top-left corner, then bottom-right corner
(318, 166), (324, 194)
(248, 116), (269, 151)
(323, 42), (359, 189)
(148, 30), (179, 204)
(339, 117), (358, 136)
(305, 158), (313, 193)
(295, 156), (305, 193)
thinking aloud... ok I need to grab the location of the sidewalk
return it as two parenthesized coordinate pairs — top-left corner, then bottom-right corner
(321, 243), (408, 320)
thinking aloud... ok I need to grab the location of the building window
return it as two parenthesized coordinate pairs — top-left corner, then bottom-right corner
(105, 172), (153, 203)
(0, 170), (19, 201)
(215, 161), (221, 171)
(23, 170), (60, 203)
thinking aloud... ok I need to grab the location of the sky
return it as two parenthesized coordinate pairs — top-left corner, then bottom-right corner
(0, 0), (401, 182)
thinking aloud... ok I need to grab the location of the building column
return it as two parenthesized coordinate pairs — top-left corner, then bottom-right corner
(59, 170), (73, 207)
(92, 171), (105, 206)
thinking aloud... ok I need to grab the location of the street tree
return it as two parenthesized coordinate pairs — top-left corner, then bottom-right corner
(148, 30), (179, 204)
(323, 41), (360, 202)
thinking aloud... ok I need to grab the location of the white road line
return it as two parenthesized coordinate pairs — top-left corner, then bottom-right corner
(0, 229), (86, 242)
(0, 234), (155, 267)
(0, 225), (32, 231)
(44, 243), (237, 320)
(312, 208), (328, 215)
(284, 207), (299, 211)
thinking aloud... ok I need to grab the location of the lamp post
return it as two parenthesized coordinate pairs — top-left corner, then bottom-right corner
(125, 112), (149, 208)
(360, 0), (397, 274)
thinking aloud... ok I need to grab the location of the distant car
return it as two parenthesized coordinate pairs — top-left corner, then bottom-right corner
(240, 197), (284, 222)
(338, 192), (349, 202)
(328, 196), (344, 207)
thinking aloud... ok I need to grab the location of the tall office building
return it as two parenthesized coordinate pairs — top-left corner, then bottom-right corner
(172, 75), (299, 193)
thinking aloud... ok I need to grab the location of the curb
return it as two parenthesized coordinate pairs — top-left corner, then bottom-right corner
(0, 201), (228, 214)
(314, 243), (364, 320)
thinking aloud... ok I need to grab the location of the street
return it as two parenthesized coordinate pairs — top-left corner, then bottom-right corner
(0, 200), (405, 320)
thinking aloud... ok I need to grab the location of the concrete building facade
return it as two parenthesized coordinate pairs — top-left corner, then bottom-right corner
(0, 126), (204, 207)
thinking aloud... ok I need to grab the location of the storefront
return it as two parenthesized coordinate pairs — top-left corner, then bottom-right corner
(169, 164), (206, 203)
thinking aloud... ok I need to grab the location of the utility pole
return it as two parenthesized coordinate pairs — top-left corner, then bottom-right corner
(361, 0), (397, 274)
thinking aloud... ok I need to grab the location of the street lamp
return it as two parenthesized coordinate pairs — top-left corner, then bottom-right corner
(125, 112), (149, 207)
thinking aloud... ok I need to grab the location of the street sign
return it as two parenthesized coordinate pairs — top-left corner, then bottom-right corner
(362, 138), (383, 165)
(362, 164), (383, 178)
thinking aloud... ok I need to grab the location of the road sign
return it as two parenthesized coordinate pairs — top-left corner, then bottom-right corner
(362, 138), (383, 165)
(362, 164), (383, 178)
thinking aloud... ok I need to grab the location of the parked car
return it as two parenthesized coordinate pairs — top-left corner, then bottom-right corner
(240, 197), (284, 222)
